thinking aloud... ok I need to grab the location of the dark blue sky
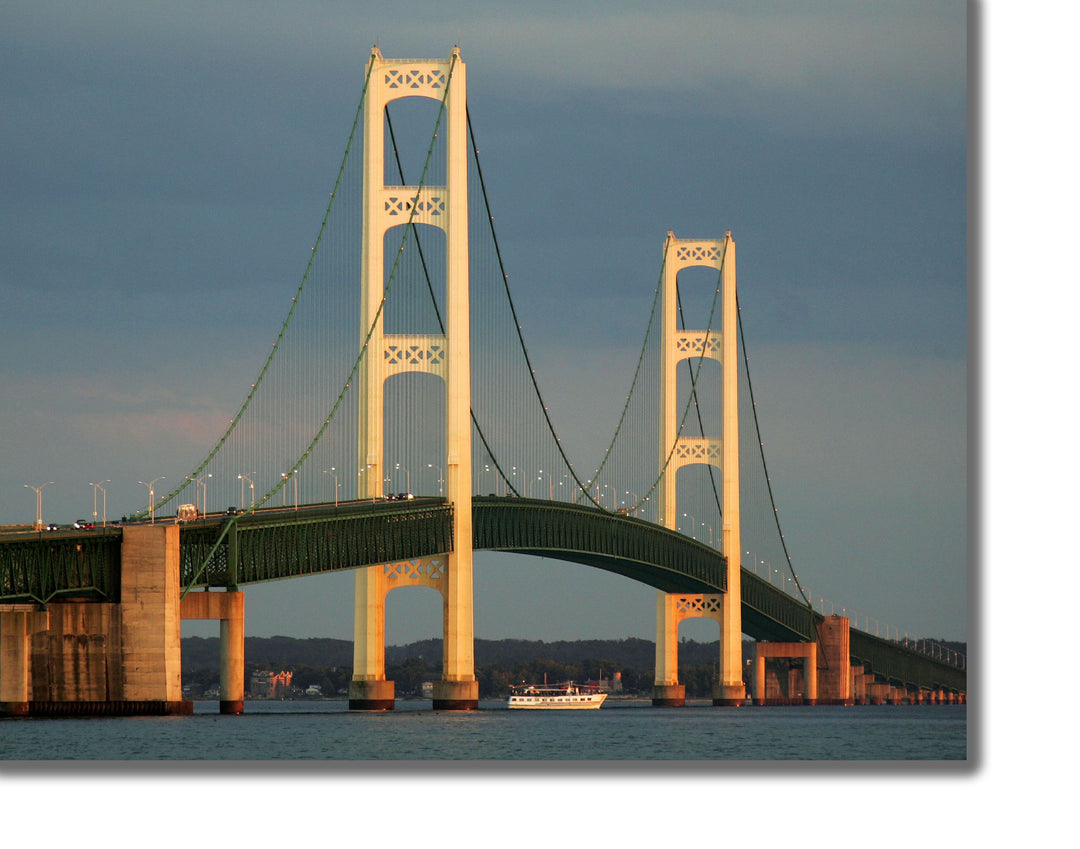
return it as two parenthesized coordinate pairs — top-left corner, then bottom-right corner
(2, 1), (968, 645)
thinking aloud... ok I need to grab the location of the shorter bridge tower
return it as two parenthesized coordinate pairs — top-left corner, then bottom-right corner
(350, 47), (478, 710)
(653, 232), (745, 706)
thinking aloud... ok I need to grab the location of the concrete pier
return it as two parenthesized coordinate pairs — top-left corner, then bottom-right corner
(0, 524), (192, 717)
(180, 590), (245, 714)
(752, 642), (818, 705)
(0, 605), (46, 716)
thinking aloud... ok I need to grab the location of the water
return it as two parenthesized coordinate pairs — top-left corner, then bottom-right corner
(1, 699), (966, 761)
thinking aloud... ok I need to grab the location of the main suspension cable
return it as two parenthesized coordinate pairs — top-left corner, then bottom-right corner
(183, 55), (457, 592)
(736, 293), (810, 611)
(466, 107), (601, 507)
(136, 57), (379, 520)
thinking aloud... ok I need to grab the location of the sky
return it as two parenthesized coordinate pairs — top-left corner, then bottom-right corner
(1, 0), (971, 649)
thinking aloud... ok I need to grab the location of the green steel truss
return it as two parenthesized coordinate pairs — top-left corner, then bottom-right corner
(848, 629), (967, 694)
(473, 496), (726, 593)
(0, 531), (121, 605)
(179, 499), (454, 589)
(1, 501), (965, 693)
(741, 569), (818, 642)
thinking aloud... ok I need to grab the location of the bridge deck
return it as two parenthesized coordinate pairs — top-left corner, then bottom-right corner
(1, 499), (964, 693)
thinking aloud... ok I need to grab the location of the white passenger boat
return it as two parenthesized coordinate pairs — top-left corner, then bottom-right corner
(507, 681), (607, 709)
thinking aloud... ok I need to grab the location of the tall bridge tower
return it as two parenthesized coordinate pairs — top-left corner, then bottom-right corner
(350, 47), (477, 710)
(653, 232), (745, 706)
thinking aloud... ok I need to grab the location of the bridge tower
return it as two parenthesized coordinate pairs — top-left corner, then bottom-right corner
(350, 47), (478, 710)
(653, 232), (745, 706)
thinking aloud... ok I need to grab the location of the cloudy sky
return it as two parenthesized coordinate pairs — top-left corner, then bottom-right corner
(2, 0), (969, 646)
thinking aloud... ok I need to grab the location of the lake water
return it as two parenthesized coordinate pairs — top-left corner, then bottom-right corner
(1, 699), (967, 762)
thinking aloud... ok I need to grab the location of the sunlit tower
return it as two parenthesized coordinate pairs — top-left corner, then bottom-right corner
(653, 231), (745, 707)
(351, 47), (477, 711)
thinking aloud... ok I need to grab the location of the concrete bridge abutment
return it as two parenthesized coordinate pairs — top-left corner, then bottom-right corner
(1, 524), (192, 717)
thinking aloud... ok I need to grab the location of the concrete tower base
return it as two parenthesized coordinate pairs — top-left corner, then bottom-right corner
(349, 679), (395, 711)
(432, 680), (478, 711)
(652, 684), (686, 707)
(712, 682), (747, 706)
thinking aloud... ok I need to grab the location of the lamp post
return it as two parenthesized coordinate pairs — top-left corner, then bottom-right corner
(681, 512), (697, 539)
(195, 474), (212, 516)
(238, 474), (255, 510)
(280, 470), (298, 509)
(139, 477), (165, 523)
(481, 464), (497, 496)
(24, 482), (53, 531)
(90, 480), (110, 527)
(324, 467), (340, 507)
(393, 463), (411, 496)
(427, 463), (444, 496)
(537, 469), (553, 500)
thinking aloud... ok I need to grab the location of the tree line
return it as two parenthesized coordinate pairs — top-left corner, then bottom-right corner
(180, 635), (732, 698)
(181, 635), (967, 699)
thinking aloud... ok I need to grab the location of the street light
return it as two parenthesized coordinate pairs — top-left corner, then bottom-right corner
(238, 474), (255, 510)
(281, 470), (298, 509)
(537, 469), (553, 500)
(90, 480), (110, 527)
(139, 477), (165, 523)
(681, 512), (697, 539)
(427, 463), (444, 496)
(24, 482), (54, 531)
(393, 463), (411, 495)
(323, 467), (340, 507)
(195, 474), (212, 516)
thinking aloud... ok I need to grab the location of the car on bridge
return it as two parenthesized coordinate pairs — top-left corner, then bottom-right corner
(72, 519), (95, 530)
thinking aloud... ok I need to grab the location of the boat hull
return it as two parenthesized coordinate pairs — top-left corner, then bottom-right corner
(507, 693), (607, 710)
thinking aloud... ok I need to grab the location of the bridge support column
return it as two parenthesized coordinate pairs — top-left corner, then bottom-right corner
(179, 590), (245, 714)
(816, 615), (853, 705)
(852, 669), (868, 704)
(652, 592), (685, 706)
(6, 525), (192, 716)
(752, 652), (765, 705)
(752, 642), (818, 705)
(117, 524), (190, 714)
(0, 606), (47, 716)
(867, 681), (889, 705)
(350, 565), (395, 710)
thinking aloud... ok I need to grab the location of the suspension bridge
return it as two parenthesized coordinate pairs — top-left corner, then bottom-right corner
(0, 48), (965, 716)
